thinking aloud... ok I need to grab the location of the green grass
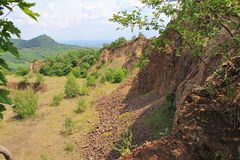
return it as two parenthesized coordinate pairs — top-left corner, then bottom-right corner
(144, 93), (175, 138)
(0, 75), (120, 160)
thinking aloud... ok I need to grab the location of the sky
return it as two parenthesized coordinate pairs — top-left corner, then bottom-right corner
(8, 0), (160, 41)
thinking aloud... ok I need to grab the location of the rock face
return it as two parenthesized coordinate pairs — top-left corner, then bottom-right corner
(124, 56), (240, 160)
(130, 31), (224, 122)
(97, 36), (149, 70)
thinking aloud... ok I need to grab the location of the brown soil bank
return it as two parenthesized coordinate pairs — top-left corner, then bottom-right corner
(95, 35), (149, 70)
(124, 56), (240, 160)
(7, 82), (46, 93)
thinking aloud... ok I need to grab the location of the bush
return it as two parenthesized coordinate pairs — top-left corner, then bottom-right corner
(15, 67), (29, 76)
(71, 67), (81, 78)
(105, 69), (115, 82)
(12, 88), (38, 119)
(86, 75), (97, 87)
(63, 118), (75, 135)
(64, 74), (80, 98)
(105, 68), (127, 83)
(51, 93), (64, 106)
(90, 70), (100, 79)
(79, 68), (88, 78)
(75, 99), (87, 113)
(79, 86), (89, 95)
(35, 74), (44, 84)
(64, 143), (74, 153)
(113, 69), (126, 83)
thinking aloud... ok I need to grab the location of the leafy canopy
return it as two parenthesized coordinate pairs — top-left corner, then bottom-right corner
(0, 0), (39, 119)
(110, 0), (240, 57)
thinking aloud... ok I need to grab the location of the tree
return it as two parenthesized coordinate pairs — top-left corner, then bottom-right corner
(0, 0), (39, 159)
(110, 0), (239, 60)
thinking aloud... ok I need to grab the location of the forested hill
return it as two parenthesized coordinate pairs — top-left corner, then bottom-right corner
(11, 34), (59, 48)
(3, 35), (82, 69)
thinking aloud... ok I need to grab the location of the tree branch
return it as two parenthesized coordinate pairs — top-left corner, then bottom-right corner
(0, 145), (13, 160)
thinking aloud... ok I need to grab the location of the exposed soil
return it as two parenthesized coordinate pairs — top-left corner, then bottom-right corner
(82, 54), (240, 160)
(124, 57), (240, 160)
(7, 82), (46, 93)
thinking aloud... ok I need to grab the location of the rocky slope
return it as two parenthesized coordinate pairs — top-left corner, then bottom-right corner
(94, 35), (149, 71)
(124, 56), (240, 160)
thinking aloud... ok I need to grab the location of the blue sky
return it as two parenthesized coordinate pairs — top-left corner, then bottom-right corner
(9, 0), (159, 41)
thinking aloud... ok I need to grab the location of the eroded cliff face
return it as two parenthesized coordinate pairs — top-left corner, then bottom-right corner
(130, 32), (226, 122)
(97, 35), (149, 70)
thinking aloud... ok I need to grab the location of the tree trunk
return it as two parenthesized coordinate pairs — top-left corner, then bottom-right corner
(0, 145), (13, 160)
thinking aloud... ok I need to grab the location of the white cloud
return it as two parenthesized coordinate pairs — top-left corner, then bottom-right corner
(8, 0), (158, 40)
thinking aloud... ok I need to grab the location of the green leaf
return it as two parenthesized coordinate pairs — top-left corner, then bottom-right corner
(0, 88), (12, 105)
(0, 104), (6, 112)
(19, 2), (40, 21)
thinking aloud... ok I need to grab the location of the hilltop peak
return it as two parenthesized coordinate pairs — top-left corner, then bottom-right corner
(12, 34), (59, 48)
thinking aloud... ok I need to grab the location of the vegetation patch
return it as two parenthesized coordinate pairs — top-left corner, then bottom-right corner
(64, 143), (74, 153)
(144, 93), (175, 138)
(12, 88), (39, 119)
(75, 99), (88, 113)
(63, 118), (75, 135)
(102, 37), (127, 50)
(64, 74), (80, 98)
(40, 49), (99, 76)
(105, 68), (127, 83)
(113, 129), (132, 156)
(51, 93), (64, 106)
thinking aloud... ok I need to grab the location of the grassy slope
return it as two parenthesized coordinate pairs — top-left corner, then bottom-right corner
(0, 75), (119, 160)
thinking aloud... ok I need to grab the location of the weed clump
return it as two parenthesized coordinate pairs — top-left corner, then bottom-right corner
(114, 129), (132, 156)
(63, 118), (75, 135)
(75, 99), (88, 113)
(51, 93), (64, 106)
(12, 88), (38, 119)
(64, 143), (74, 153)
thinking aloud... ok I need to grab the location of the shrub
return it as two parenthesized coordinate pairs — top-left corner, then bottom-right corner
(15, 67), (29, 76)
(71, 67), (81, 78)
(35, 74), (44, 84)
(90, 70), (100, 79)
(113, 69), (126, 83)
(51, 93), (64, 106)
(105, 69), (115, 82)
(86, 75), (97, 87)
(105, 69), (127, 83)
(64, 74), (80, 98)
(63, 118), (75, 135)
(75, 99), (87, 113)
(79, 85), (89, 95)
(114, 129), (132, 156)
(64, 143), (74, 153)
(12, 88), (38, 119)
(79, 68), (88, 78)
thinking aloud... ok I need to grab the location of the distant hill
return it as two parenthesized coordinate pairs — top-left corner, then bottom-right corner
(11, 34), (59, 48)
(3, 35), (82, 69)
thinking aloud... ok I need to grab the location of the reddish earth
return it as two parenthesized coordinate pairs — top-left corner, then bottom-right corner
(124, 57), (240, 160)
(7, 82), (46, 93)
(81, 57), (240, 160)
